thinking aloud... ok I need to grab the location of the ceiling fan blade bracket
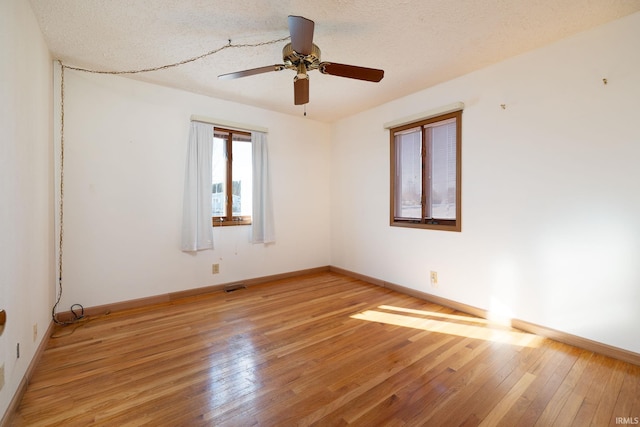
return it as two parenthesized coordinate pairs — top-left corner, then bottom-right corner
(296, 62), (308, 79)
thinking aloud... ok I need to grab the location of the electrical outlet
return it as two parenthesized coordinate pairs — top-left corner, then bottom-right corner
(212, 263), (220, 274)
(33, 323), (38, 342)
(430, 271), (438, 288)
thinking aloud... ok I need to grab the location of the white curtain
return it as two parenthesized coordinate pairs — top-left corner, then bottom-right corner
(251, 131), (275, 243)
(181, 121), (214, 251)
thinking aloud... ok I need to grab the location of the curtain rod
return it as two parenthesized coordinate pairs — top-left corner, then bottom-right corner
(190, 115), (268, 134)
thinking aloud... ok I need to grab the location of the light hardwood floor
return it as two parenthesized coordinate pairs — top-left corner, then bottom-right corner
(10, 272), (640, 426)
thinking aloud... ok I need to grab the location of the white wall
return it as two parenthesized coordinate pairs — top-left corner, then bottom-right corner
(0, 0), (54, 416)
(55, 68), (331, 309)
(330, 12), (640, 354)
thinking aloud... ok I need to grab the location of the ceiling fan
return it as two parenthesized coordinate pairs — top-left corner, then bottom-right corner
(218, 15), (384, 106)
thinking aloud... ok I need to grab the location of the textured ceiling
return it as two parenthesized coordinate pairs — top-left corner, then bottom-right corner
(28, 0), (640, 122)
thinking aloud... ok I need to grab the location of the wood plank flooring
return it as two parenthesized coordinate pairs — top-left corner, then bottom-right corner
(10, 272), (640, 426)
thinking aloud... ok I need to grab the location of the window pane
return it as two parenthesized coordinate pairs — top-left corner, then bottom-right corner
(212, 137), (227, 217)
(394, 129), (422, 219)
(231, 139), (252, 217)
(427, 120), (456, 220)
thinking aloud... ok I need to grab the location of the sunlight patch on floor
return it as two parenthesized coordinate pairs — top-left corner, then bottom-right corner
(378, 305), (491, 325)
(352, 306), (542, 347)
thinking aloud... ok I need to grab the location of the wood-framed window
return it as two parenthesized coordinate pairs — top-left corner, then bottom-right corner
(390, 110), (461, 231)
(212, 127), (252, 227)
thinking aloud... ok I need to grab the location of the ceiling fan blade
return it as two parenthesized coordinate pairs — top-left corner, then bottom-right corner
(218, 64), (284, 80)
(319, 62), (384, 82)
(294, 77), (309, 105)
(288, 15), (314, 55)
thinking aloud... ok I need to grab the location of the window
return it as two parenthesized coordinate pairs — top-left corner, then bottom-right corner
(212, 127), (252, 226)
(390, 110), (461, 231)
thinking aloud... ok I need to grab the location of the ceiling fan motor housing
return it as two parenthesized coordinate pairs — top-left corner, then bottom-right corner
(283, 42), (321, 73)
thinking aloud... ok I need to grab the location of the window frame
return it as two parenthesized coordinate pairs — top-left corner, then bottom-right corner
(211, 127), (252, 227)
(389, 110), (462, 232)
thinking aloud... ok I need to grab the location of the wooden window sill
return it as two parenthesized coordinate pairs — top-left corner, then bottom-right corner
(212, 217), (252, 227)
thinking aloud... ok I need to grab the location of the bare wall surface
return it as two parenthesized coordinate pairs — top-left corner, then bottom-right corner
(0, 0), (54, 417)
(330, 12), (640, 354)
